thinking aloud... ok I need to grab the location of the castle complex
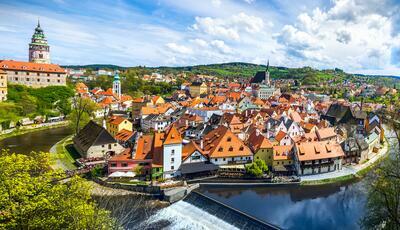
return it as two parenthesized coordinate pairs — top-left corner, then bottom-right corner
(0, 20), (66, 89)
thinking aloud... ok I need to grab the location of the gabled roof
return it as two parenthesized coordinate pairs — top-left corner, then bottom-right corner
(273, 145), (293, 161)
(275, 130), (288, 142)
(316, 127), (336, 140)
(164, 125), (183, 145)
(247, 130), (273, 152)
(73, 120), (116, 153)
(133, 135), (153, 160)
(108, 116), (129, 126)
(182, 141), (207, 161)
(250, 70), (267, 84)
(202, 126), (252, 158)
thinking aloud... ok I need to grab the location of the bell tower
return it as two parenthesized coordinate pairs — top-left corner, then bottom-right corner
(112, 71), (121, 100)
(29, 19), (50, 63)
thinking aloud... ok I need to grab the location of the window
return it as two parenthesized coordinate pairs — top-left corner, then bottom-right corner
(47, 73), (50, 76)
(229, 147), (233, 151)
(15, 72), (18, 75)
(171, 157), (174, 163)
(227, 137), (231, 142)
(171, 149), (175, 154)
(15, 77), (18, 81)
(26, 78), (29, 81)
(37, 79), (40, 82)
(47, 79), (50, 82)
(114, 144), (117, 146)
(26, 72), (29, 75)
(171, 166), (174, 170)
(110, 163), (117, 167)
(39, 54), (43, 58)
(58, 74), (61, 77)
(102, 145), (105, 148)
(223, 158), (226, 161)
(122, 163), (128, 167)
(37, 73), (40, 76)
(57, 80), (60, 83)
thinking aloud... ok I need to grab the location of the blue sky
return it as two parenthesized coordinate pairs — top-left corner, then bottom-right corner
(0, 0), (399, 75)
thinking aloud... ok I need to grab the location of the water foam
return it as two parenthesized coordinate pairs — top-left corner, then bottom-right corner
(145, 200), (239, 230)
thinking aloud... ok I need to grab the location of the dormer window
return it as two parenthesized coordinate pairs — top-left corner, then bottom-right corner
(218, 147), (223, 152)
(227, 137), (231, 142)
(239, 146), (244, 151)
(229, 147), (233, 151)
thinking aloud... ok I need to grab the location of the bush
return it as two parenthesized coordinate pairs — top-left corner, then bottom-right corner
(246, 159), (268, 178)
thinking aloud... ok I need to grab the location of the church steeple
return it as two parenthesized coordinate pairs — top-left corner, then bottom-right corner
(112, 71), (121, 100)
(265, 59), (270, 86)
(266, 59), (269, 72)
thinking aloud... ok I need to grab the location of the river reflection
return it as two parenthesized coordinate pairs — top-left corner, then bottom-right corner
(199, 180), (367, 230)
(0, 126), (72, 154)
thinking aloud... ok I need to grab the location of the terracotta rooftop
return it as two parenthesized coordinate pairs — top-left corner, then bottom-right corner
(296, 141), (344, 161)
(0, 60), (65, 73)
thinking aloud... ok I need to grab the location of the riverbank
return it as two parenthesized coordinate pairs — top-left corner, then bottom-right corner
(300, 136), (390, 185)
(49, 134), (78, 170)
(0, 121), (68, 141)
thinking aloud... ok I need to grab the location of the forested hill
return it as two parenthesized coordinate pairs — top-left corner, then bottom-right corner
(63, 62), (399, 86)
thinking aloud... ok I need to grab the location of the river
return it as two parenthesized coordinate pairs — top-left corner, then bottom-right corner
(0, 127), (395, 229)
(0, 126), (73, 154)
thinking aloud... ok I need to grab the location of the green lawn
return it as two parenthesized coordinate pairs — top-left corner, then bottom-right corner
(51, 135), (79, 170)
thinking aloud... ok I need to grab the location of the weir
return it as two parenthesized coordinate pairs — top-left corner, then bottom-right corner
(184, 190), (280, 230)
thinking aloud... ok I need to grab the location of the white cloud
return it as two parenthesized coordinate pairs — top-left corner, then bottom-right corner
(274, 0), (400, 73)
(211, 0), (221, 7)
(165, 43), (193, 54)
(210, 40), (232, 54)
(192, 12), (265, 41)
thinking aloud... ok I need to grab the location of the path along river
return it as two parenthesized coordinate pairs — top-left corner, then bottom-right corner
(0, 127), (397, 230)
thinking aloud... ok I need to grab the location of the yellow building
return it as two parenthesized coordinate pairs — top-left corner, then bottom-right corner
(106, 116), (133, 137)
(147, 96), (165, 106)
(189, 82), (207, 97)
(0, 70), (7, 101)
(247, 131), (274, 167)
(272, 145), (295, 175)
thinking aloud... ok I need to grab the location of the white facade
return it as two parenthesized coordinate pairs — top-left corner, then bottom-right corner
(163, 143), (182, 178)
(182, 151), (207, 164)
(210, 156), (253, 165)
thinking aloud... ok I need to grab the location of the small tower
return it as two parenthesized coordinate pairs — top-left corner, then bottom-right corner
(29, 19), (50, 63)
(163, 125), (183, 178)
(112, 71), (121, 100)
(265, 59), (270, 86)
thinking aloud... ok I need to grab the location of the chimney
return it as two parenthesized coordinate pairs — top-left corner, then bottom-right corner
(200, 139), (204, 150)
(256, 129), (260, 136)
(245, 110), (248, 117)
(102, 119), (106, 129)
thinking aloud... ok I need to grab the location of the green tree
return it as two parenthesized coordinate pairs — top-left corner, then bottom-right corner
(362, 109), (400, 229)
(245, 162), (263, 178)
(254, 159), (268, 173)
(0, 150), (120, 229)
(70, 96), (99, 135)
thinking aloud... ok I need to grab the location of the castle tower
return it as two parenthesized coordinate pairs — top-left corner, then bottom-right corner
(265, 59), (270, 86)
(29, 20), (50, 63)
(112, 71), (121, 100)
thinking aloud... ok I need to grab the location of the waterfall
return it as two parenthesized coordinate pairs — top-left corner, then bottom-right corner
(143, 200), (238, 230)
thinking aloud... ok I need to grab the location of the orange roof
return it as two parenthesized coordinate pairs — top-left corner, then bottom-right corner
(182, 141), (206, 160)
(273, 145), (293, 161)
(115, 129), (134, 142)
(316, 127), (336, 140)
(275, 130), (288, 142)
(247, 130), (273, 152)
(152, 132), (164, 167)
(120, 95), (133, 102)
(108, 116), (128, 126)
(164, 125), (183, 145)
(296, 141), (344, 161)
(109, 148), (133, 162)
(203, 126), (252, 158)
(141, 106), (159, 115)
(0, 60), (65, 73)
(228, 92), (241, 101)
(133, 135), (153, 161)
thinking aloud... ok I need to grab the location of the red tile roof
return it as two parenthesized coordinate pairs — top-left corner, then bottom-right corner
(0, 60), (65, 73)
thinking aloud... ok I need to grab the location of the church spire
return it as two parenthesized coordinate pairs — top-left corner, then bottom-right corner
(266, 59), (269, 72)
(37, 18), (40, 28)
